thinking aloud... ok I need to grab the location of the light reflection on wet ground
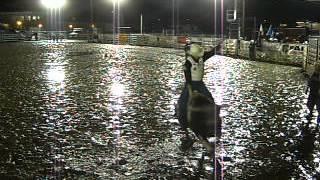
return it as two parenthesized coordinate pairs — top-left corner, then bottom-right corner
(0, 42), (319, 179)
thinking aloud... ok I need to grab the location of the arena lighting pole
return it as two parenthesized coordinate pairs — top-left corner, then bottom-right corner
(112, 0), (116, 44)
(90, 0), (94, 28)
(176, 0), (179, 35)
(140, 13), (143, 35)
(172, 0), (175, 36)
(242, 0), (246, 39)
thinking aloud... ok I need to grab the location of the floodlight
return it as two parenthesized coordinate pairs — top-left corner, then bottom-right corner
(41, 0), (66, 9)
(110, 0), (125, 4)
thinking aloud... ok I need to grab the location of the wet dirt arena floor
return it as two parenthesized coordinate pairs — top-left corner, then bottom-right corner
(0, 41), (319, 179)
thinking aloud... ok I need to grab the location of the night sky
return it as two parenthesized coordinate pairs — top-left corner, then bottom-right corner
(1, 0), (320, 32)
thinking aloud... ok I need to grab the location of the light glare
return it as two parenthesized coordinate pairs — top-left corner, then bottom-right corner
(16, 21), (22, 26)
(110, 82), (125, 97)
(110, 0), (125, 4)
(41, 0), (66, 9)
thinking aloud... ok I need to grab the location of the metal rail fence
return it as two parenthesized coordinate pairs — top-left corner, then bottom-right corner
(305, 36), (320, 75)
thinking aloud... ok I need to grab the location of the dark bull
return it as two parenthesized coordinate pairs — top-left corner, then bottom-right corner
(177, 83), (222, 152)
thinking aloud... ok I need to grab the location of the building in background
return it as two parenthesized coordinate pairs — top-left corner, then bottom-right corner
(0, 11), (44, 31)
(296, 21), (320, 35)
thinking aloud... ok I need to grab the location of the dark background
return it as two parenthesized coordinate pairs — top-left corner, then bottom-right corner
(1, 0), (320, 32)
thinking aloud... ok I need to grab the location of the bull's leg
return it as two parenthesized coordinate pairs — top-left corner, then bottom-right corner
(196, 152), (205, 176)
(180, 128), (195, 151)
(198, 136), (216, 156)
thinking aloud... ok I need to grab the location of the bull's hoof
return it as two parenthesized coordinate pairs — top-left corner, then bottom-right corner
(306, 114), (313, 120)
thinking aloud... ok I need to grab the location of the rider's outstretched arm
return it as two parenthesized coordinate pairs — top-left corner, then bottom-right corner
(203, 44), (221, 61)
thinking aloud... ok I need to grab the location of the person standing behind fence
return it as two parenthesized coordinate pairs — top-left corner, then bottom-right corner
(249, 40), (256, 60)
(305, 63), (320, 123)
